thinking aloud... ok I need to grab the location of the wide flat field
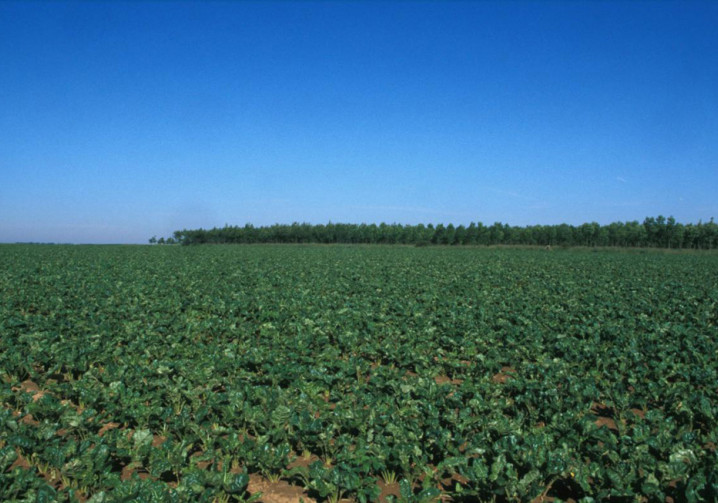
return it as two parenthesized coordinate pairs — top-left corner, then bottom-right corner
(1, 244), (717, 502)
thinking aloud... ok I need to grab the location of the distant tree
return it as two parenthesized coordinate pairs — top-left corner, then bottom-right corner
(555, 223), (573, 246)
(432, 224), (445, 245)
(378, 223), (392, 244)
(702, 218), (718, 249)
(172, 230), (184, 244)
(464, 222), (478, 245)
(665, 216), (678, 248)
(546, 225), (558, 246)
(149, 236), (157, 244)
(670, 220), (685, 249)
(596, 225), (609, 247)
(476, 222), (489, 245)
(412, 223), (431, 245)
(454, 224), (467, 245)
(488, 222), (504, 245)
(444, 223), (456, 245)
(643, 217), (659, 247)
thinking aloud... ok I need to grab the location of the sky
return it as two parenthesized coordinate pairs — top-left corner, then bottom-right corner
(1, 1), (717, 244)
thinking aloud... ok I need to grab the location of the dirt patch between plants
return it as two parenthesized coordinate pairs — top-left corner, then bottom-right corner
(98, 421), (121, 436)
(434, 375), (463, 386)
(492, 366), (516, 384)
(377, 480), (400, 502)
(12, 380), (47, 402)
(590, 403), (619, 431)
(248, 473), (317, 503)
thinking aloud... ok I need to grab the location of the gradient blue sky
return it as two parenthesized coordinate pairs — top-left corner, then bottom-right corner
(1, 1), (717, 243)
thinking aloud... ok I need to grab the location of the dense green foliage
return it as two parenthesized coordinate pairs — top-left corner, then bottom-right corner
(1, 244), (717, 502)
(166, 216), (718, 249)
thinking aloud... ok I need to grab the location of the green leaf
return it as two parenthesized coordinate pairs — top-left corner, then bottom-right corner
(133, 429), (153, 449)
(224, 473), (249, 495)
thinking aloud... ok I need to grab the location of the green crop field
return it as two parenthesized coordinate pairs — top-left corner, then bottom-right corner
(1, 244), (717, 502)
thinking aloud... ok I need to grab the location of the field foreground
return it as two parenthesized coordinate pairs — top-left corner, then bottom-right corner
(1, 244), (717, 502)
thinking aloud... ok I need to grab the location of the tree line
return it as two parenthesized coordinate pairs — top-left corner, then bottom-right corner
(152, 216), (718, 249)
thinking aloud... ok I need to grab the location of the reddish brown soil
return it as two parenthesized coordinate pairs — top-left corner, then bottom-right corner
(377, 480), (401, 502)
(590, 403), (619, 431)
(630, 408), (646, 419)
(287, 453), (321, 470)
(152, 435), (167, 448)
(532, 497), (576, 503)
(438, 472), (470, 501)
(532, 489), (577, 503)
(188, 450), (213, 470)
(9, 449), (32, 471)
(594, 416), (618, 431)
(195, 459), (212, 470)
(247, 473), (317, 503)
(98, 422), (121, 436)
(12, 380), (46, 402)
(20, 413), (39, 426)
(120, 463), (151, 481)
(434, 375), (463, 386)
(492, 366), (516, 383)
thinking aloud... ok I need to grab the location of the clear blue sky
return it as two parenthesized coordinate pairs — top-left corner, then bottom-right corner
(1, 1), (716, 243)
